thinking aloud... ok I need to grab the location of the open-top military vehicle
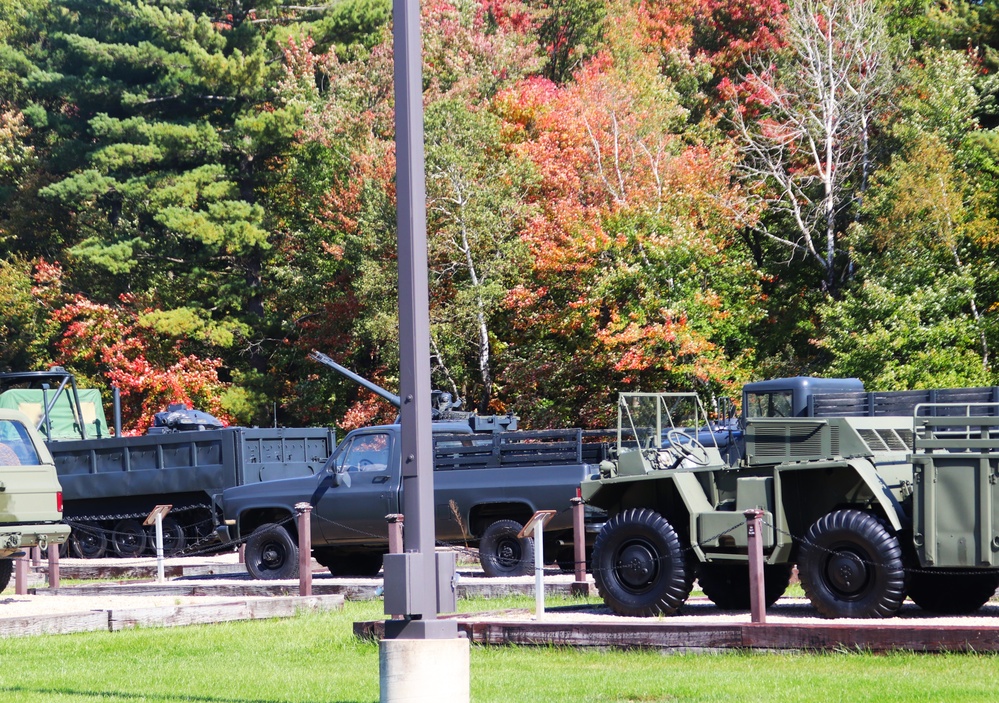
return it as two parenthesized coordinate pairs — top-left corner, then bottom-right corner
(583, 380), (999, 619)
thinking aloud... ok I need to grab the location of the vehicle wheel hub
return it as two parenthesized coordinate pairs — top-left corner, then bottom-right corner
(263, 545), (283, 568)
(827, 550), (867, 596)
(497, 540), (518, 565)
(616, 543), (657, 587)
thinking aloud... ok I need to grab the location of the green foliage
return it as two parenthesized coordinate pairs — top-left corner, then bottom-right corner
(532, 0), (606, 83)
(817, 276), (992, 388)
(3, 0), (999, 428)
(0, 258), (44, 370)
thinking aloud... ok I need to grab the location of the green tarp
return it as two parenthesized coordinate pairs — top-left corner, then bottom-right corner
(0, 388), (111, 439)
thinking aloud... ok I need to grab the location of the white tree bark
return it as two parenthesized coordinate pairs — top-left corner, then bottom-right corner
(731, 0), (893, 292)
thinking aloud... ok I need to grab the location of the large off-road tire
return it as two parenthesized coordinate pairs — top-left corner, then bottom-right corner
(479, 519), (534, 577)
(0, 559), (11, 593)
(908, 569), (999, 614)
(696, 562), (793, 610)
(71, 523), (108, 559)
(245, 523), (300, 580)
(798, 509), (907, 619)
(327, 551), (384, 577)
(591, 508), (693, 616)
(111, 519), (147, 558)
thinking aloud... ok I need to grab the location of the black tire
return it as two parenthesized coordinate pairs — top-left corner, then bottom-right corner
(245, 523), (299, 580)
(591, 508), (693, 616)
(697, 562), (793, 610)
(145, 517), (187, 556)
(798, 509), (906, 618)
(479, 519), (534, 577)
(908, 569), (999, 614)
(111, 519), (147, 558)
(0, 559), (11, 593)
(327, 552), (384, 577)
(71, 523), (108, 559)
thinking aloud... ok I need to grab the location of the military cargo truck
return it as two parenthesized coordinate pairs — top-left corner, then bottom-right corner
(0, 409), (71, 592)
(582, 382), (999, 619)
(0, 368), (336, 558)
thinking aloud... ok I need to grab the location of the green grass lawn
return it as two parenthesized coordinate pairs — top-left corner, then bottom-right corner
(0, 595), (995, 702)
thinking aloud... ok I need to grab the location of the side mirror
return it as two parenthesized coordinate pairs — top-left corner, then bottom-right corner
(331, 466), (351, 488)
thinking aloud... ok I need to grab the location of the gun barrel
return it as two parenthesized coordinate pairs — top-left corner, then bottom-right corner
(308, 351), (402, 408)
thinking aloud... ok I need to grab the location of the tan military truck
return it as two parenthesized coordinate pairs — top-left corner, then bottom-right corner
(0, 409), (70, 592)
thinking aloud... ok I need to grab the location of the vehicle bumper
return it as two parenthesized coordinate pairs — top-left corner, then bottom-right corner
(0, 522), (71, 556)
(214, 525), (233, 543)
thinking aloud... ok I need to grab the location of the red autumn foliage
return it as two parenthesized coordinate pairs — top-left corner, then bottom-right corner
(37, 263), (235, 435)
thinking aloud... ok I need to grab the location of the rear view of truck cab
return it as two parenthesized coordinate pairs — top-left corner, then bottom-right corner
(0, 409), (71, 591)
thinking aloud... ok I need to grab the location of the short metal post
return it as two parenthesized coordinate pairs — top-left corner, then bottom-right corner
(570, 497), (587, 595)
(386, 514), (405, 621)
(744, 509), (766, 624)
(155, 512), (165, 583)
(30, 546), (40, 567)
(14, 553), (27, 595)
(295, 502), (313, 596)
(386, 514), (405, 555)
(238, 543), (246, 563)
(47, 543), (60, 589)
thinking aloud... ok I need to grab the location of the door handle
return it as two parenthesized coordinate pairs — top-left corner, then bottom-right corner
(371, 475), (390, 484)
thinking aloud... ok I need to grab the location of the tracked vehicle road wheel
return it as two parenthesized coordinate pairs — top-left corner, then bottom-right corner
(799, 509), (906, 619)
(245, 523), (299, 580)
(0, 559), (11, 593)
(111, 519), (147, 558)
(146, 517), (187, 556)
(697, 562), (793, 610)
(71, 523), (108, 559)
(591, 508), (693, 616)
(479, 519), (534, 577)
(908, 569), (999, 614)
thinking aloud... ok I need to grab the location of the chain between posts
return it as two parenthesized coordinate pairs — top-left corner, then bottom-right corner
(59, 503), (999, 585)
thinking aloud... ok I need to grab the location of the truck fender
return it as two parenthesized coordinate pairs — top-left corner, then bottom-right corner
(775, 458), (906, 534)
(847, 457), (905, 532)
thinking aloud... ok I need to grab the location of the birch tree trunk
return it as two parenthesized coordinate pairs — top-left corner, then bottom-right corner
(731, 0), (893, 294)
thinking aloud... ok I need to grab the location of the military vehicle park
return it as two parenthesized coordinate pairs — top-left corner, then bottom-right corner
(5, 0), (999, 699)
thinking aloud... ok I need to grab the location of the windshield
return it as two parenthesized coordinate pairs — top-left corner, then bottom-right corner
(744, 391), (793, 418)
(0, 419), (42, 466)
(333, 432), (391, 472)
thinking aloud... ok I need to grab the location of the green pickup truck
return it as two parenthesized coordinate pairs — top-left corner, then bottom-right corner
(0, 409), (71, 592)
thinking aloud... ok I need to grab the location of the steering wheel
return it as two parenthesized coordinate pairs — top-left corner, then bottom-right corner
(358, 458), (373, 470)
(665, 429), (710, 467)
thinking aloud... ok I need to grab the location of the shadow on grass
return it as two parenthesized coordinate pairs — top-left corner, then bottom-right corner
(0, 685), (372, 703)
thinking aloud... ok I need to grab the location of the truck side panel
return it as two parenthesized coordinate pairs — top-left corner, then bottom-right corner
(912, 414), (999, 568)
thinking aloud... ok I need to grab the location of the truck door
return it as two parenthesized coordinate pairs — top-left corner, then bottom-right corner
(315, 430), (400, 545)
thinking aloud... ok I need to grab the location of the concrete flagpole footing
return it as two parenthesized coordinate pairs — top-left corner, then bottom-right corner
(379, 636), (470, 703)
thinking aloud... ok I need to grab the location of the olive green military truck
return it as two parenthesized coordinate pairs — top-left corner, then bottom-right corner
(0, 409), (70, 592)
(582, 382), (999, 619)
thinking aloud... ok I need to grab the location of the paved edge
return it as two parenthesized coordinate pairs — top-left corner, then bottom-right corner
(0, 594), (344, 638)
